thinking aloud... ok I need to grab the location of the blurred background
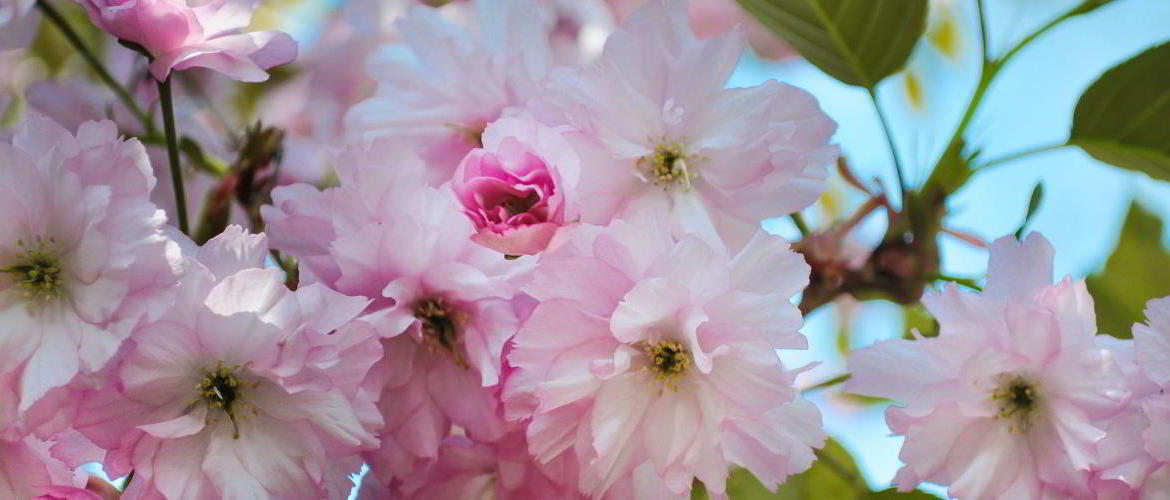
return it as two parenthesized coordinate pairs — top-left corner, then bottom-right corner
(4, 0), (1169, 497)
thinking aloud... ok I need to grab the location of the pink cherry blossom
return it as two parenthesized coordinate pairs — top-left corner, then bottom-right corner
(371, 429), (581, 499)
(452, 115), (581, 256)
(1096, 296), (1170, 497)
(847, 233), (1130, 498)
(0, 436), (93, 499)
(0, 116), (179, 414)
(264, 143), (527, 483)
(532, 0), (836, 251)
(1084, 335), (1167, 499)
(67, 227), (381, 499)
(74, 0), (297, 82)
(345, 0), (556, 185)
(505, 211), (822, 497)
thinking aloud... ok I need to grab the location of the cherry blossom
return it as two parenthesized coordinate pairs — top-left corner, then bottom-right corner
(74, 0), (297, 81)
(67, 227), (381, 499)
(847, 233), (1130, 498)
(532, 0), (836, 250)
(0, 116), (179, 413)
(345, 0), (556, 185)
(452, 114), (581, 256)
(265, 143), (525, 485)
(505, 210), (822, 497)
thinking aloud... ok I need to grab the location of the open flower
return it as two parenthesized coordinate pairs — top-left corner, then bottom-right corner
(368, 429), (581, 499)
(264, 143), (525, 485)
(452, 115), (580, 256)
(0, 116), (178, 413)
(847, 233), (1130, 498)
(505, 212), (822, 497)
(345, 0), (556, 185)
(74, 0), (297, 82)
(68, 227), (381, 499)
(532, 0), (836, 251)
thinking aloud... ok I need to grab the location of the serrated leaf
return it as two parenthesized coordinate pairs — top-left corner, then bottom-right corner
(1086, 202), (1170, 339)
(1014, 183), (1044, 239)
(735, 0), (928, 88)
(1070, 42), (1170, 181)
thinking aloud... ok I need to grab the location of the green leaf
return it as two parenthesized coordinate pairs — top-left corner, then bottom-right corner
(1086, 202), (1170, 339)
(693, 439), (866, 499)
(1070, 42), (1170, 181)
(735, 0), (928, 88)
(1014, 183), (1045, 239)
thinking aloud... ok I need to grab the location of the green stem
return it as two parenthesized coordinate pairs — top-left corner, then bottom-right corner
(926, 0), (1091, 193)
(932, 273), (983, 291)
(801, 373), (851, 394)
(122, 469), (135, 491)
(157, 76), (189, 234)
(976, 0), (991, 64)
(35, 0), (153, 132)
(959, 0), (1096, 146)
(791, 213), (810, 236)
(977, 143), (1068, 171)
(867, 87), (908, 203)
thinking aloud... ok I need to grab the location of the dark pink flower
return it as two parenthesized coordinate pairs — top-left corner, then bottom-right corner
(453, 115), (580, 256)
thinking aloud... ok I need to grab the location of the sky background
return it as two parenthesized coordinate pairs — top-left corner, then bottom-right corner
(740, 0), (1170, 495)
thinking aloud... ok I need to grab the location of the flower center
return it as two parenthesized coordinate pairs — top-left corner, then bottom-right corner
(414, 296), (468, 368)
(992, 374), (1041, 432)
(637, 142), (698, 190)
(2, 238), (63, 301)
(197, 362), (249, 438)
(645, 340), (691, 389)
(499, 190), (541, 218)
(448, 122), (486, 148)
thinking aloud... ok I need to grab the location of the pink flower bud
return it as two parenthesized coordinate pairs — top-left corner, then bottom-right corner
(452, 116), (579, 256)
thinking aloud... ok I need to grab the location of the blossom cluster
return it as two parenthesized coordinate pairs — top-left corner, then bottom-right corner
(0, 0), (837, 498)
(0, 0), (1167, 499)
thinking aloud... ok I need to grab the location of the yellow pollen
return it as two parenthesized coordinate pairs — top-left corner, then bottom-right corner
(992, 374), (1041, 432)
(637, 143), (697, 189)
(196, 362), (252, 439)
(3, 237), (64, 301)
(645, 340), (691, 389)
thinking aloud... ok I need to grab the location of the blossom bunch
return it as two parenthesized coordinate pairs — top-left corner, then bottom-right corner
(1, 0), (1167, 498)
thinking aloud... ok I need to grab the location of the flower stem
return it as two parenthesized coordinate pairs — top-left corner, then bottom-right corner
(791, 212), (810, 236)
(35, 0), (153, 133)
(936, 0), (1090, 182)
(867, 87), (908, 204)
(932, 273), (983, 291)
(801, 373), (851, 394)
(977, 143), (1068, 171)
(157, 76), (189, 234)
